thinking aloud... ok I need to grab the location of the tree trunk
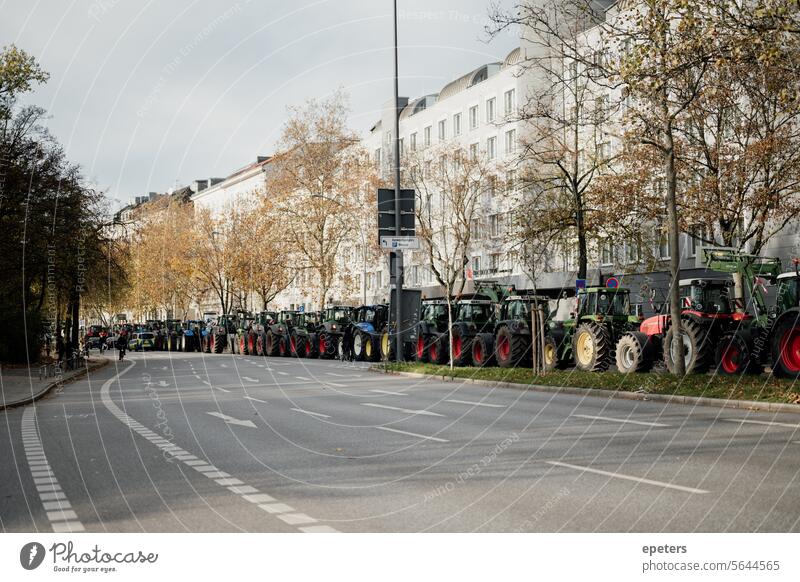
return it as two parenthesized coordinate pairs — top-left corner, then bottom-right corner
(576, 213), (588, 281)
(447, 297), (454, 370)
(664, 128), (685, 376)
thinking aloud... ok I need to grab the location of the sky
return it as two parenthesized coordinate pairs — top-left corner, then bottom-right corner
(1, 0), (519, 208)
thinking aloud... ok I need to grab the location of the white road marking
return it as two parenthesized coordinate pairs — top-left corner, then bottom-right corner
(724, 418), (800, 429)
(376, 426), (449, 443)
(214, 386), (230, 393)
(158, 381), (168, 387)
(21, 408), (85, 532)
(361, 402), (443, 417)
(446, 399), (506, 408)
(325, 382), (347, 388)
(244, 396), (267, 404)
(220, 363), (228, 368)
(296, 376), (311, 381)
(300, 525), (339, 533)
(571, 414), (670, 428)
(327, 372), (360, 378)
(278, 513), (317, 525)
(206, 411), (257, 428)
(100, 361), (340, 533)
(241, 377), (259, 383)
(546, 461), (709, 494)
(291, 408), (331, 419)
(277, 371), (289, 376)
(371, 389), (407, 396)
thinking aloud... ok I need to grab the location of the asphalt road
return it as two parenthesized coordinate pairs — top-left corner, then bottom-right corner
(2, 351), (799, 532)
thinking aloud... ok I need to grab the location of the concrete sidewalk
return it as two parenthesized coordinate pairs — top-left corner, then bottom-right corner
(0, 356), (110, 410)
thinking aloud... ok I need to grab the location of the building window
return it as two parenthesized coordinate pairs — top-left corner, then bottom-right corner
(486, 97), (496, 123)
(504, 129), (516, 154)
(469, 105), (479, 130)
(469, 142), (479, 161)
(398, 138), (404, 157)
(471, 218), (482, 240)
(625, 241), (641, 264)
(410, 132), (417, 151)
(657, 228), (670, 259)
(487, 175), (497, 196)
(506, 170), (516, 194)
(490, 214), (501, 237)
(453, 112), (461, 136)
(601, 240), (614, 266)
(487, 136), (496, 159)
(597, 141), (610, 162)
(438, 119), (446, 141)
(424, 126), (431, 146)
(490, 253), (500, 270)
(504, 89), (515, 116)
(412, 265), (420, 286)
(376, 271), (382, 288)
(374, 148), (381, 169)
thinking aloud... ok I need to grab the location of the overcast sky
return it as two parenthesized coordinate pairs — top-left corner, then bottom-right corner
(2, 0), (518, 207)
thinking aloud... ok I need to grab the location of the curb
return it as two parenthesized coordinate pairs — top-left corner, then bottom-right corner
(0, 357), (111, 411)
(370, 367), (800, 415)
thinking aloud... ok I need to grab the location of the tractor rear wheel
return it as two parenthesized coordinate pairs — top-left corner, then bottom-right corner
(415, 334), (430, 362)
(266, 331), (280, 356)
(450, 328), (472, 366)
(615, 332), (653, 374)
(572, 322), (613, 372)
(238, 334), (247, 355)
(496, 326), (530, 368)
(715, 331), (754, 375)
(472, 333), (495, 367)
(291, 332), (307, 358)
(664, 320), (711, 374)
(278, 336), (289, 357)
(353, 332), (365, 361)
(429, 334), (449, 365)
(542, 335), (558, 371)
(364, 334), (378, 361)
(770, 312), (800, 379)
(380, 330), (393, 361)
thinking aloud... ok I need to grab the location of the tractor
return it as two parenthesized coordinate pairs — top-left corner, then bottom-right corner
(203, 314), (237, 354)
(478, 293), (552, 369)
(317, 306), (353, 359)
(414, 299), (450, 362)
(145, 320), (167, 350)
(710, 251), (800, 378)
(181, 320), (203, 352)
(250, 311), (277, 356)
(615, 277), (741, 374)
(164, 319), (183, 351)
(549, 285), (640, 371)
(295, 311), (322, 358)
(231, 311), (254, 354)
(350, 304), (389, 362)
(264, 310), (302, 357)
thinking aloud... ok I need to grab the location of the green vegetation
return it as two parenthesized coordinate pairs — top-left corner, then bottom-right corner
(378, 362), (800, 405)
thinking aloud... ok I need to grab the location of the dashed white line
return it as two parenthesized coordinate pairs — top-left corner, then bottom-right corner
(290, 408), (331, 419)
(326, 372), (359, 378)
(546, 461), (708, 494)
(361, 402), (443, 417)
(21, 408), (84, 532)
(445, 399), (506, 408)
(371, 389), (407, 396)
(723, 418), (800, 429)
(241, 377), (259, 383)
(375, 426), (449, 443)
(244, 396), (267, 404)
(296, 376), (311, 381)
(571, 414), (670, 428)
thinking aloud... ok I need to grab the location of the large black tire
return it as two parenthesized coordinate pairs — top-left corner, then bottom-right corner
(429, 334), (449, 365)
(256, 333), (266, 356)
(306, 332), (319, 359)
(450, 326), (473, 366)
(319, 332), (338, 358)
(203, 334), (211, 353)
(290, 331), (307, 358)
(715, 331), (754, 375)
(379, 329), (394, 361)
(542, 335), (558, 371)
(364, 333), (380, 362)
(266, 330), (280, 356)
(770, 311), (800, 379)
(213, 333), (225, 354)
(352, 331), (367, 361)
(496, 326), (530, 368)
(572, 321), (613, 372)
(664, 319), (711, 374)
(615, 331), (654, 373)
(472, 332), (495, 367)
(414, 333), (431, 362)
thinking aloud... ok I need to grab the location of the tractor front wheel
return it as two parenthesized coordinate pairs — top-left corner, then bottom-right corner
(770, 313), (800, 379)
(496, 326), (530, 368)
(352, 332), (365, 361)
(615, 332), (653, 374)
(213, 333), (224, 354)
(450, 328), (473, 366)
(429, 334), (449, 365)
(664, 320), (711, 374)
(572, 322), (612, 372)
(415, 334), (430, 362)
(472, 333), (495, 367)
(715, 331), (754, 375)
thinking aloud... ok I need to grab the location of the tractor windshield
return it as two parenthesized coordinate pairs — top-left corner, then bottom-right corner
(507, 301), (528, 319)
(683, 285), (733, 314)
(457, 303), (493, 322)
(777, 277), (799, 312)
(329, 308), (349, 322)
(592, 291), (629, 316)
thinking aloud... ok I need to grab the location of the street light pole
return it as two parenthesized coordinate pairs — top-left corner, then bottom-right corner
(392, 0), (404, 362)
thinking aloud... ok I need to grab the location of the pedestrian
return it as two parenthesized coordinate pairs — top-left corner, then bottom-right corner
(341, 324), (354, 362)
(117, 330), (127, 361)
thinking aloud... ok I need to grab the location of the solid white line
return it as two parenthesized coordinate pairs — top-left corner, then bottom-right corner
(571, 414), (670, 428)
(325, 382), (347, 388)
(724, 418), (800, 429)
(375, 426), (449, 442)
(241, 377), (259, 383)
(296, 376), (311, 381)
(446, 399), (506, 408)
(327, 372), (359, 378)
(277, 371), (289, 376)
(546, 461), (708, 494)
(290, 408), (330, 419)
(361, 402), (443, 417)
(371, 389), (408, 396)
(214, 386), (230, 393)
(244, 396), (267, 404)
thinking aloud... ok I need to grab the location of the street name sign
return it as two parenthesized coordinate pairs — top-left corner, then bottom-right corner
(380, 236), (420, 250)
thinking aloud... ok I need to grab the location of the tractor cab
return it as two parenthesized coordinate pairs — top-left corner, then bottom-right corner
(420, 299), (449, 332)
(165, 319), (183, 332)
(215, 314), (238, 335)
(278, 310), (300, 327)
(351, 305), (388, 334)
(298, 311), (320, 331)
(321, 306), (352, 333)
(454, 299), (495, 327)
(776, 271), (800, 313)
(501, 294), (551, 321)
(679, 278), (736, 315)
(576, 287), (635, 322)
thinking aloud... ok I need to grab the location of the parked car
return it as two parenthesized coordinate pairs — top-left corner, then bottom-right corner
(129, 331), (156, 351)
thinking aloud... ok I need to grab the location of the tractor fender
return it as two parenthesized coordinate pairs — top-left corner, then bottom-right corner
(417, 322), (432, 338)
(640, 314), (668, 337)
(549, 326), (570, 359)
(503, 319), (531, 336)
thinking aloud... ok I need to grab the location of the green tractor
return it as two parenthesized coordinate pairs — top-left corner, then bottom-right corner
(709, 251), (800, 378)
(317, 306), (353, 359)
(298, 311), (322, 359)
(164, 319), (183, 352)
(203, 314), (237, 354)
(232, 312), (254, 355)
(480, 293), (552, 369)
(249, 311), (277, 356)
(549, 285), (640, 371)
(414, 299), (449, 362)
